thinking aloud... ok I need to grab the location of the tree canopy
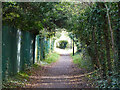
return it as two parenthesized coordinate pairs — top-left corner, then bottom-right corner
(2, 2), (120, 88)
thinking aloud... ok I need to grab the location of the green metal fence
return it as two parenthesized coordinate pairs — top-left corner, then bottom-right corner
(2, 25), (35, 80)
(35, 35), (54, 64)
(2, 25), (55, 80)
(45, 38), (50, 54)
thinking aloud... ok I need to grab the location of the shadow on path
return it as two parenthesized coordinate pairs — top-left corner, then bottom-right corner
(26, 54), (92, 88)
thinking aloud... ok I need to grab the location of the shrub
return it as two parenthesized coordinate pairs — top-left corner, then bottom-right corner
(72, 53), (93, 70)
(57, 40), (68, 49)
(44, 53), (60, 64)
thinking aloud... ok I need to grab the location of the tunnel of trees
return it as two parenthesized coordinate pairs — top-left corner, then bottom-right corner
(2, 2), (120, 88)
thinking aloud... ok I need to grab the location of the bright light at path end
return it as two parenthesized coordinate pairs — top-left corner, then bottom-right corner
(54, 31), (77, 54)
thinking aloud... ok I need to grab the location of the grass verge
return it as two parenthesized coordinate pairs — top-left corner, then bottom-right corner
(71, 53), (93, 70)
(44, 52), (60, 64)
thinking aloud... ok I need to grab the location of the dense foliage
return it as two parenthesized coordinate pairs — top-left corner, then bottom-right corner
(65, 2), (120, 88)
(2, 2), (65, 36)
(3, 2), (120, 88)
(57, 40), (68, 49)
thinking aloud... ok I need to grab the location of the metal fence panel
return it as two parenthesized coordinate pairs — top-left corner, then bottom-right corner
(2, 26), (18, 79)
(2, 25), (35, 80)
(2, 25), (54, 80)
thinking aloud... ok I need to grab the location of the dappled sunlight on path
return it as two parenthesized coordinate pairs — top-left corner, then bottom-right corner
(25, 54), (92, 88)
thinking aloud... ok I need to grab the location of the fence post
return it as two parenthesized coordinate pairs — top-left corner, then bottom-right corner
(33, 35), (36, 64)
(73, 34), (74, 56)
(0, 2), (2, 88)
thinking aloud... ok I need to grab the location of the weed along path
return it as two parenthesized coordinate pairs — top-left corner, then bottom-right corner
(26, 54), (92, 88)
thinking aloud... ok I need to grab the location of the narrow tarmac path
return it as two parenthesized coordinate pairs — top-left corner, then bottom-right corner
(26, 54), (91, 88)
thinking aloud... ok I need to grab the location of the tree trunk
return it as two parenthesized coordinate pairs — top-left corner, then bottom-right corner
(92, 26), (100, 69)
(98, 3), (112, 75)
(105, 4), (116, 56)
(104, 16), (111, 72)
(115, 2), (120, 74)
